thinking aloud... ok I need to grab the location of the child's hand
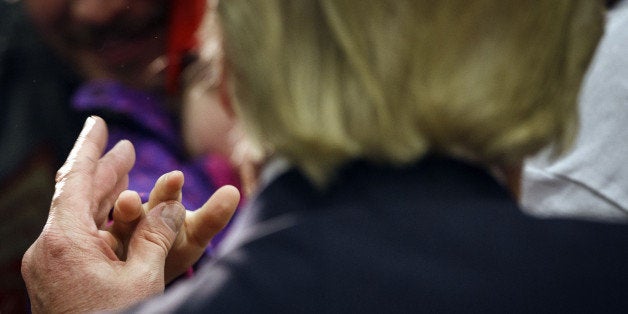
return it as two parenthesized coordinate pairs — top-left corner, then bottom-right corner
(108, 170), (240, 282)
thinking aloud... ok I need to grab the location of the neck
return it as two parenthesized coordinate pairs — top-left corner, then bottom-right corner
(497, 165), (522, 200)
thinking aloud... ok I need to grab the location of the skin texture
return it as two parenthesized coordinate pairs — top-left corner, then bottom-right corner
(21, 117), (240, 313)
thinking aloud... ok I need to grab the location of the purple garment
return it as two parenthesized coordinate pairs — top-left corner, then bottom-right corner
(72, 80), (216, 211)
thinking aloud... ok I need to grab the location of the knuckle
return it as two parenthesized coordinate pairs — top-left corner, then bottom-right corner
(21, 227), (73, 280)
(137, 227), (171, 256)
(39, 228), (73, 259)
(21, 247), (34, 279)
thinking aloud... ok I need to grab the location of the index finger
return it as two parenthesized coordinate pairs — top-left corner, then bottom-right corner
(52, 116), (109, 217)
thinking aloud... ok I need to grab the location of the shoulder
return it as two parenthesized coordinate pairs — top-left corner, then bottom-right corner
(134, 158), (628, 312)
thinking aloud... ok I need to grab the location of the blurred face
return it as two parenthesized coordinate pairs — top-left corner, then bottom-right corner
(25, 0), (169, 90)
(182, 78), (236, 158)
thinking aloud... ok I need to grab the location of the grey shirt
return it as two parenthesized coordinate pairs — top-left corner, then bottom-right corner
(521, 0), (628, 222)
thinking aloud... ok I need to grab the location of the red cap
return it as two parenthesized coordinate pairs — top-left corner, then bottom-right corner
(166, 0), (207, 94)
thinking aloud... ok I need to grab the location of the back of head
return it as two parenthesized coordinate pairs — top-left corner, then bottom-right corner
(216, 0), (603, 186)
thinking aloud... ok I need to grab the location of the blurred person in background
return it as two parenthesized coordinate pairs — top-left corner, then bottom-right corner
(0, 0), (83, 310)
(0, 0), (238, 311)
(20, 0), (628, 313)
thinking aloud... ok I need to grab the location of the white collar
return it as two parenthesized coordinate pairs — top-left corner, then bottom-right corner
(257, 156), (292, 192)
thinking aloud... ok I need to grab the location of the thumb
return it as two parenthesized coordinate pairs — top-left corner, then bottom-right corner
(186, 185), (240, 247)
(126, 201), (185, 273)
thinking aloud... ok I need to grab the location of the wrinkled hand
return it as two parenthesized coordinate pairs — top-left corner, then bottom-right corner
(110, 171), (239, 282)
(21, 116), (237, 313)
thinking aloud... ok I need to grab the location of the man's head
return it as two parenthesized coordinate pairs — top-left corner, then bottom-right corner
(217, 0), (604, 185)
(25, 0), (169, 90)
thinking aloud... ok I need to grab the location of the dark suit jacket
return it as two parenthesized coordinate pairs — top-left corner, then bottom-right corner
(131, 156), (628, 313)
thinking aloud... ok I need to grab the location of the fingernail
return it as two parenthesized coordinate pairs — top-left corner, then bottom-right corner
(160, 202), (185, 232)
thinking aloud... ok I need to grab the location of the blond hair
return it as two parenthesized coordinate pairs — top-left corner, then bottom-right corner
(215, 0), (603, 185)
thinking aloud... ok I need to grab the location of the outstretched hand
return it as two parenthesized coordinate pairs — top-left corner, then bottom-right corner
(21, 117), (239, 313)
